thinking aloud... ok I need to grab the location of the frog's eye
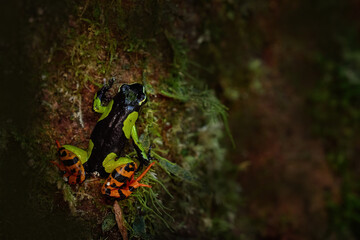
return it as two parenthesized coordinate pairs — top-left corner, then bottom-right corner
(138, 94), (147, 105)
(120, 84), (130, 92)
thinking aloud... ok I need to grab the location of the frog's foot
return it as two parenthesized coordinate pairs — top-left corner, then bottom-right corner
(63, 176), (69, 182)
(135, 145), (153, 173)
(108, 77), (115, 86)
(131, 183), (152, 189)
(55, 140), (61, 150)
(61, 166), (86, 185)
(88, 84), (96, 93)
(132, 161), (155, 185)
(103, 77), (115, 90)
(68, 172), (85, 185)
(92, 171), (101, 177)
(118, 162), (155, 198)
(147, 145), (153, 161)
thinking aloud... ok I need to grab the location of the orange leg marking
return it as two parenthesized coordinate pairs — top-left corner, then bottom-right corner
(132, 162), (155, 183)
(55, 140), (61, 150)
(68, 175), (77, 185)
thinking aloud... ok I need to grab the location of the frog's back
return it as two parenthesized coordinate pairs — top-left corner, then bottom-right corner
(84, 83), (145, 176)
(86, 101), (132, 175)
(90, 104), (128, 148)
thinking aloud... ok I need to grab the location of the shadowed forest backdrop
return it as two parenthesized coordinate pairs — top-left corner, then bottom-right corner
(1, 0), (360, 239)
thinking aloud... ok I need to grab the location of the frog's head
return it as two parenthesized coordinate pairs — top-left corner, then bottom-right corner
(119, 83), (147, 109)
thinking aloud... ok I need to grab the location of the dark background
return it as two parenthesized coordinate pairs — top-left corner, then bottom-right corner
(1, 0), (360, 239)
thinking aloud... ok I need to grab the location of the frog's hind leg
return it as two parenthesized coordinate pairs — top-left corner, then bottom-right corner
(55, 140), (88, 184)
(52, 140), (66, 171)
(130, 161), (156, 188)
(55, 140), (88, 164)
(68, 169), (86, 185)
(61, 144), (88, 165)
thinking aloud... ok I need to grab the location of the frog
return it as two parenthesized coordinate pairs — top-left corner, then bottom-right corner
(54, 79), (152, 189)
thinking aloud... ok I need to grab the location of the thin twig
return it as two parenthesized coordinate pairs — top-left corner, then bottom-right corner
(113, 201), (128, 240)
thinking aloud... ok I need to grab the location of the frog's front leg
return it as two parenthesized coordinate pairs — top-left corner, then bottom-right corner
(93, 78), (115, 113)
(131, 125), (150, 171)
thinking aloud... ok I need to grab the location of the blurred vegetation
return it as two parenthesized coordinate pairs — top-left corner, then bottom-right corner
(2, 0), (360, 239)
(310, 40), (360, 239)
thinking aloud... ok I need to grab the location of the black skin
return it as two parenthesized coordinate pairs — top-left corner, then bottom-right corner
(83, 81), (149, 177)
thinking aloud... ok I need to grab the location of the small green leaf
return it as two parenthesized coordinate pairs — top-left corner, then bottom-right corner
(152, 152), (198, 184)
(133, 215), (146, 237)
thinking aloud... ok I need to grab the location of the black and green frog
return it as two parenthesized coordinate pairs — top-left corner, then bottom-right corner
(53, 78), (154, 198)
